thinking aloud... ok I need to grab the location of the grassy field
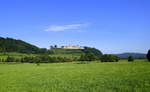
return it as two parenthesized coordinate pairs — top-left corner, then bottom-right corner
(0, 60), (150, 92)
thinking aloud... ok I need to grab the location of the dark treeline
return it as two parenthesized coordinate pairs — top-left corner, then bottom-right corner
(0, 54), (121, 63)
(1, 55), (76, 63)
(1, 50), (150, 63)
(0, 37), (52, 54)
(100, 54), (120, 62)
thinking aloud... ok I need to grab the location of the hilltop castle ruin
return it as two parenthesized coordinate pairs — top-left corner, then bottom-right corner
(62, 45), (84, 49)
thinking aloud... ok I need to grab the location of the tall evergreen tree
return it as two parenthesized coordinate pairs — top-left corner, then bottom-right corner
(146, 50), (150, 62)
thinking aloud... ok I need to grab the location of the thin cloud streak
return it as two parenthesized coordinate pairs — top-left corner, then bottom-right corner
(45, 23), (89, 32)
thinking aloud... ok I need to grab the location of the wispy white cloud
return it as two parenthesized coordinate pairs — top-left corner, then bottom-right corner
(45, 23), (89, 32)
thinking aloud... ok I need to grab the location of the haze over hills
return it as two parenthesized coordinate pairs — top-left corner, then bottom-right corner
(114, 53), (146, 58)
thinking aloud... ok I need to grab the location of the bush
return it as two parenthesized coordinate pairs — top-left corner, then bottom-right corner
(3, 55), (91, 63)
(72, 57), (79, 61)
(62, 57), (73, 62)
(100, 54), (119, 62)
(33, 56), (41, 65)
(5, 56), (15, 62)
(146, 50), (150, 62)
(128, 56), (134, 62)
(114, 56), (120, 62)
(37, 55), (49, 63)
(21, 56), (34, 63)
(79, 53), (97, 61)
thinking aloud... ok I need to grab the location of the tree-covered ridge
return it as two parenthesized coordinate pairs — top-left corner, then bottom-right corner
(0, 37), (103, 56)
(82, 47), (103, 56)
(51, 47), (103, 56)
(0, 37), (50, 54)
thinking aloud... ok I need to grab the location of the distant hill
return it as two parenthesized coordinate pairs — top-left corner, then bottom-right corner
(114, 53), (146, 58)
(0, 37), (102, 55)
(51, 47), (103, 56)
(0, 37), (50, 54)
(51, 48), (84, 55)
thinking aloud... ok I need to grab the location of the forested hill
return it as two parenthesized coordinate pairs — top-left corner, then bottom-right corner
(114, 53), (146, 58)
(0, 37), (49, 54)
(51, 47), (103, 56)
(0, 37), (103, 55)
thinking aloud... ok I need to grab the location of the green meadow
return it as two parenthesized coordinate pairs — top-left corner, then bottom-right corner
(0, 59), (150, 92)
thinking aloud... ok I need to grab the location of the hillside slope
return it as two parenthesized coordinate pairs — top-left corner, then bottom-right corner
(0, 37), (48, 54)
(51, 47), (103, 56)
(0, 37), (102, 55)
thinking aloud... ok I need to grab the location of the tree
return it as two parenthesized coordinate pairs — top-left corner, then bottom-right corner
(38, 55), (49, 63)
(147, 50), (150, 62)
(50, 45), (54, 49)
(100, 54), (119, 62)
(79, 54), (87, 61)
(21, 56), (34, 63)
(86, 53), (97, 61)
(0, 58), (5, 62)
(54, 45), (57, 48)
(113, 56), (120, 62)
(83, 47), (103, 56)
(6, 56), (15, 62)
(38, 48), (48, 54)
(33, 56), (41, 66)
(79, 53), (97, 61)
(128, 56), (134, 62)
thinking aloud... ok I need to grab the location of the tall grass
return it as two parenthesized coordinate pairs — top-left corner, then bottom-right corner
(0, 59), (149, 92)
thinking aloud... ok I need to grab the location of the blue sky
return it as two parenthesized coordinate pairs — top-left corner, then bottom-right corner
(0, 0), (150, 54)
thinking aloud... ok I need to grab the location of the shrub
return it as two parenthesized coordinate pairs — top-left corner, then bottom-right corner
(48, 56), (55, 63)
(79, 53), (97, 61)
(0, 59), (3, 62)
(5, 56), (15, 62)
(15, 58), (21, 62)
(62, 57), (73, 62)
(38, 55), (49, 63)
(128, 56), (134, 62)
(33, 56), (41, 66)
(73, 57), (79, 61)
(33, 56), (41, 63)
(113, 56), (120, 62)
(100, 54), (119, 62)
(146, 50), (150, 62)
(6, 55), (95, 63)
(21, 56), (34, 63)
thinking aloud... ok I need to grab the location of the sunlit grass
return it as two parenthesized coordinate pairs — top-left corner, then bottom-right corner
(0, 59), (150, 92)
